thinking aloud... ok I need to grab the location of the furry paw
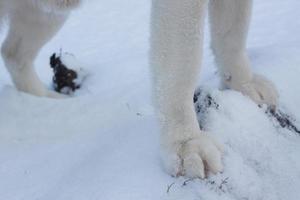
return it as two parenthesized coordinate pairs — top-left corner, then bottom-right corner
(229, 74), (278, 107)
(162, 133), (224, 178)
(12, 71), (68, 98)
(38, 0), (81, 12)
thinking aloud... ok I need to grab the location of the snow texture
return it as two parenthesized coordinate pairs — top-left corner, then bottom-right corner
(0, 0), (299, 199)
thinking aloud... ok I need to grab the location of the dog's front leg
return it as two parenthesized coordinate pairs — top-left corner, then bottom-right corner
(209, 0), (278, 107)
(150, 0), (223, 178)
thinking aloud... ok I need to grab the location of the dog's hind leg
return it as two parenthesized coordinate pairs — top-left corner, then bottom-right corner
(150, 0), (223, 178)
(209, 0), (278, 107)
(1, 4), (68, 98)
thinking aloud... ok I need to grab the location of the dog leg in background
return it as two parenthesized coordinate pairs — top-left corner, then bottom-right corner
(209, 0), (278, 107)
(150, 0), (223, 178)
(1, 4), (68, 98)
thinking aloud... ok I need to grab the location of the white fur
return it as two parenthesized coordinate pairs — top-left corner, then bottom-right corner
(209, 0), (278, 106)
(0, 0), (80, 97)
(0, 0), (278, 178)
(150, 0), (278, 178)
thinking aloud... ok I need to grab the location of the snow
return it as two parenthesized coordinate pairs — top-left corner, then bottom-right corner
(0, 0), (299, 199)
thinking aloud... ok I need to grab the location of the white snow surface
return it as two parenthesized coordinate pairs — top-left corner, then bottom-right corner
(0, 0), (300, 199)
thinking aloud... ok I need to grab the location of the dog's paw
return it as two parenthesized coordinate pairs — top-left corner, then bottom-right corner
(162, 133), (224, 178)
(38, 0), (81, 12)
(234, 74), (279, 107)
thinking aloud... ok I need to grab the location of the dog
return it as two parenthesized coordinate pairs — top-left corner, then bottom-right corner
(0, 0), (278, 178)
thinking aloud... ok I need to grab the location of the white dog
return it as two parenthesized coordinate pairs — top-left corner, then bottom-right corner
(0, 0), (278, 178)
